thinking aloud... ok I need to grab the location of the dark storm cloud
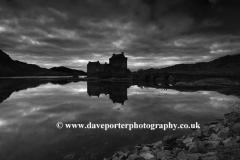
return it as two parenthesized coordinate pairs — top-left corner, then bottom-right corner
(40, 37), (89, 48)
(1, 0), (240, 71)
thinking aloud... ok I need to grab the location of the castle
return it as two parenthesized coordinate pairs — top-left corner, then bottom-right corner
(87, 52), (131, 78)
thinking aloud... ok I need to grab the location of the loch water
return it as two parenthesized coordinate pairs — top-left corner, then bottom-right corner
(0, 79), (238, 160)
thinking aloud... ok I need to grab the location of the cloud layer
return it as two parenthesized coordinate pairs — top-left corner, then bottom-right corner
(1, 0), (240, 71)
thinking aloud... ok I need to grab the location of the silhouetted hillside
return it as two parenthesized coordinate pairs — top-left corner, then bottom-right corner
(162, 54), (240, 75)
(0, 49), (85, 77)
(50, 66), (86, 76)
(136, 54), (240, 76)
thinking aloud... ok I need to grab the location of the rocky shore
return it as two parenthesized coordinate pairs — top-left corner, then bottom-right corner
(104, 110), (240, 160)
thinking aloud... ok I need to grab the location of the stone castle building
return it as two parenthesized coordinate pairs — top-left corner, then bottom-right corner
(87, 52), (131, 78)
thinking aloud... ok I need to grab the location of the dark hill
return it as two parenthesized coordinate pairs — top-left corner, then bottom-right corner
(135, 54), (240, 76)
(50, 66), (86, 76)
(162, 54), (240, 75)
(0, 49), (86, 77)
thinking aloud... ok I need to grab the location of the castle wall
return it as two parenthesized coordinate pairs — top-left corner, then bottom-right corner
(87, 62), (100, 77)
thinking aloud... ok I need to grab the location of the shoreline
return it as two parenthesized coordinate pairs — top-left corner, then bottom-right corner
(104, 109), (240, 160)
(99, 78), (240, 160)
(0, 77), (239, 97)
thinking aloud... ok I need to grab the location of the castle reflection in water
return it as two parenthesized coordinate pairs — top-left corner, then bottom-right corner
(87, 82), (131, 105)
(0, 79), (170, 106)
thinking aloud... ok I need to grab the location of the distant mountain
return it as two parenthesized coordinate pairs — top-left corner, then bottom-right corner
(137, 54), (240, 76)
(50, 66), (86, 76)
(162, 54), (240, 75)
(0, 49), (86, 77)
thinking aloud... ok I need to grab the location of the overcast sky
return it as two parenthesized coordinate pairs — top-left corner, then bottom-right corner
(0, 0), (240, 71)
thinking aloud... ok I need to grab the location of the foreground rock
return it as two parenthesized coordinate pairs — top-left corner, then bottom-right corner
(104, 111), (240, 160)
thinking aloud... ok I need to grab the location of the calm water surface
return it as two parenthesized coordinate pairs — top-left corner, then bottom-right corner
(0, 79), (238, 160)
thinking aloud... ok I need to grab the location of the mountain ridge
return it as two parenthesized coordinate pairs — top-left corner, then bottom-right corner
(50, 66), (86, 76)
(0, 49), (86, 77)
(136, 54), (240, 76)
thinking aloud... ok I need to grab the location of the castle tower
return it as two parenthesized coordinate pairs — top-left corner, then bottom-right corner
(109, 52), (127, 69)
